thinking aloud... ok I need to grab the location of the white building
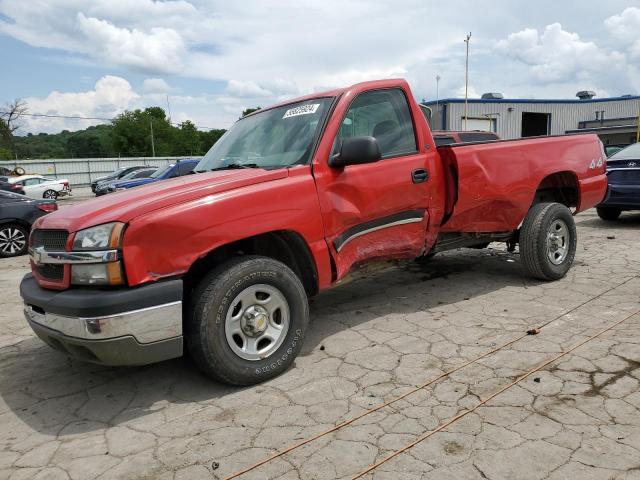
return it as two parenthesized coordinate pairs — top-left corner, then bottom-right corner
(422, 92), (640, 146)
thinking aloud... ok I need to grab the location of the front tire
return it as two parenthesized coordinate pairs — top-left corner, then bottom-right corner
(43, 190), (58, 200)
(0, 224), (28, 257)
(519, 202), (577, 281)
(186, 256), (309, 385)
(596, 207), (621, 221)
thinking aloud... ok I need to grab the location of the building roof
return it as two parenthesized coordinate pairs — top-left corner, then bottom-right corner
(422, 95), (640, 106)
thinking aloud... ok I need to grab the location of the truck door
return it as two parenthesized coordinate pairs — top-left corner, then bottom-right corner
(312, 85), (435, 278)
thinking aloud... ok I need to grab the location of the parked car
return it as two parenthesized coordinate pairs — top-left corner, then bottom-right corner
(0, 191), (56, 257)
(8, 175), (71, 200)
(95, 167), (158, 196)
(432, 130), (500, 147)
(0, 179), (25, 195)
(21, 78), (607, 385)
(90, 166), (149, 193)
(596, 142), (640, 220)
(604, 144), (627, 158)
(106, 159), (199, 193)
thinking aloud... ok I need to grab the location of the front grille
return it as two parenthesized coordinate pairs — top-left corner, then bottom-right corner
(36, 264), (64, 281)
(31, 229), (68, 251)
(608, 169), (640, 185)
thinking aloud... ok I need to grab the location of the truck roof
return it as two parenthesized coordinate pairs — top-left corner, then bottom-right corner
(248, 78), (409, 115)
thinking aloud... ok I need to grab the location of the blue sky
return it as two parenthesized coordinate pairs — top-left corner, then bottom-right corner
(1, 0), (639, 134)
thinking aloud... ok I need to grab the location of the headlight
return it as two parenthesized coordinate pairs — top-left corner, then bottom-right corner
(73, 222), (125, 250)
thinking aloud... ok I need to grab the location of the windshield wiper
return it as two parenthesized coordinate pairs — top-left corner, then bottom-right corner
(209, 163), (260, 171)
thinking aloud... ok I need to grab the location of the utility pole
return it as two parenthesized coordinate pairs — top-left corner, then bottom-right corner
(166, 95), (172, 124)
(464, 32), (472, 131)
(150, 118), (156, 157)
(435, 74), (441, 124)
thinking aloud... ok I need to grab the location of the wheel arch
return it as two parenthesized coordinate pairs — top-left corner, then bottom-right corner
(531, 171), (580, 209)
(182, 229), (319, 301)
(0, 218), (32, 231)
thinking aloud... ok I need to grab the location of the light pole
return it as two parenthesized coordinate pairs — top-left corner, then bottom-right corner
(636, 100), (640, 143)
(436, 74), (441, 128)
(464, 32), (471, 131)
(150, 118), (156, 157)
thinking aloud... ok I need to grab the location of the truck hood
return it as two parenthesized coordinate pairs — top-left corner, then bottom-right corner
(36, 168), (289, 232)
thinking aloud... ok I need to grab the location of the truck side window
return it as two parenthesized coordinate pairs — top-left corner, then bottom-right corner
(434, 136), (456, 147)
(335, 89), (417, 159)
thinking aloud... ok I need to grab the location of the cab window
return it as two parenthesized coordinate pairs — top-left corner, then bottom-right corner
(434, 136), (456, 147)
(335, 89), (417, 159)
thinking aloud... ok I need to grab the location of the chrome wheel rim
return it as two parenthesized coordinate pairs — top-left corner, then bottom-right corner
(0, 227), (26, 255)
(225, 283), (290, 361)
(546, 219), (569, 265)
(43, 191), (56, 199)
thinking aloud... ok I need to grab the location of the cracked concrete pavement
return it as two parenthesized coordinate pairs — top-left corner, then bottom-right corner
(0, 208), (639, 479)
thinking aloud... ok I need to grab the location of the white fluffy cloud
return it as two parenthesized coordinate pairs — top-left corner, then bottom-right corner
(142, 78), (172, 94)
(605, 7), (640, 58)
(21, 76), (138, 133)
(76, 14), (186, 73)
(496, 23), (624, 83)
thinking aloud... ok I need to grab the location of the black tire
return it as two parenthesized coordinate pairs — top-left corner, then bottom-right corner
(43, 190), (58, 200)
(519, 202), (577, 281)
(186, 255), (309, 385)
(0, 223), (29, 257)
(596, 207), (621, 221)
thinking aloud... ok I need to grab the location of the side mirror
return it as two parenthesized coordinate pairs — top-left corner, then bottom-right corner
(329, 136), (381, 168)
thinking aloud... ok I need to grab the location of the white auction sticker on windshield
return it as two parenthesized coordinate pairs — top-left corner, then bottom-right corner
(282, 104), (320, 119)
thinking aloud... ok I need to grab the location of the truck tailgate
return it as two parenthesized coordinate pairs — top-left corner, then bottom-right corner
(439, 134), (607, 233)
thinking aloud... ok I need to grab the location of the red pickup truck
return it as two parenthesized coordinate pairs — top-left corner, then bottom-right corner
(21, 79), (607, 385)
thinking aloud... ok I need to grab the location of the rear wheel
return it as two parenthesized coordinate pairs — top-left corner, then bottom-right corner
(0, 224), (28, 257)
(43, 190), (58, 200)
(187, 256), (309, 385)
(519, 202), (577, 281)
(596, 207), (621, 221)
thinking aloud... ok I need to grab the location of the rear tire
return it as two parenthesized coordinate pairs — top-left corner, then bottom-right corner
(596, 207), (621, 221)
(186, 256), (309, 385)
(43, 190), (58, 200)
(519, 202), (577, 281)
(0, 223), (28, 257)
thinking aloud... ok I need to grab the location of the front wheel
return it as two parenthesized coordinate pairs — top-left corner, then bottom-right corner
(43, 190), (58, 200)
(519, 202), (577, 281)
(186, 256), (309, 385)
(596, 207), (621, 221)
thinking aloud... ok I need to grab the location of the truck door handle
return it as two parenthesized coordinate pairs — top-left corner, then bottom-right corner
(412, 168), (428, 183)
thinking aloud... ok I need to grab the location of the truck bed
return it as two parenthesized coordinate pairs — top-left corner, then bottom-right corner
(437, 134), (607, 233)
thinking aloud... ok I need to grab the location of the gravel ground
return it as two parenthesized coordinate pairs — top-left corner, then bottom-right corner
(0, 207), (639, 480)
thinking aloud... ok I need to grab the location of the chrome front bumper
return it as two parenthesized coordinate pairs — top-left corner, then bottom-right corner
(24, 301), (182, 344)
(21, 274), (184, 366)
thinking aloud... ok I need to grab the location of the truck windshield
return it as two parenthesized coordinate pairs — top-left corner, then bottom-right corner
(195, 98), (333, 171)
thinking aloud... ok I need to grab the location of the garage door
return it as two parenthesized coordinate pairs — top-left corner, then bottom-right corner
(461, 117), (494, 131)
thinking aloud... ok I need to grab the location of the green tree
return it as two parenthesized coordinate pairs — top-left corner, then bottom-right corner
(174, 120), (200, 156)
(111, 107), (175, 157)
(241, 107), (261, 118)
(199, 129), (226, 153)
